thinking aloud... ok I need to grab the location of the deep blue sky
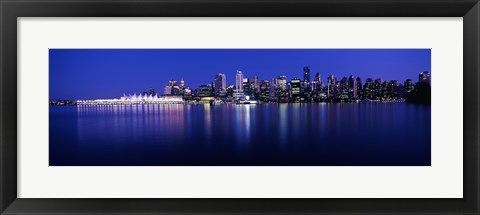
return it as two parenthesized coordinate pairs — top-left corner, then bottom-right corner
(49, 49), (431, 100)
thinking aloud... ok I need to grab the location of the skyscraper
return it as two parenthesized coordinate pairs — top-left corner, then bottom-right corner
(214, 73), (226, 97)
(314, 72), (321, 84)
(236, 70), (244, 92)
(163, 86), (172, 95)
(276, 76), (288, 102)
(364, 78), (373, 99)
(339, 77), (349, 99)
(348, 75), (357, 99)
(291, 78), (301, 102)
(356, 77), (363, 99)
(389, 80), (399, 99)
(404, 79), (414, 93)
(254, 75), (260, 93)
(259, 80), (270, 102)
(381, 81), (389, 99)
(270, 78), (277, 101)
(226, 85), (234, 97)
(374, 78), (383, 99)
(243, 78), (255, 97)
(418, 71), (430, 84)
(180, 78), (185, 88)
(277, 76), (287, 90)
(303, 66), (311, 83)
(327, 75), (336, 98)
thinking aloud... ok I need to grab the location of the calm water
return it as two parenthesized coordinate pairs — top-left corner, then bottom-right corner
(49, 103), (431, 166)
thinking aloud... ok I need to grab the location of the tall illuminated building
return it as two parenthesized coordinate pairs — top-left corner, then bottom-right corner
(243, 78), (249, 91)
(303, 66), (311, 93)
(226, 85), (234, 97)
(314, 72), (321, 85)
(381, 81), (389, 99)
(236, 70), (244, 92)
(214, 73), (226, 97)
(253, 75), (260, 93)
(327, 75), (336, 98)
(270, 78), (277, 101)
(277, 75), (287, 90)
(364, 78), (373, 99)
(163, 86), (172, 95)
(243, 78), (255, 97)
(303, 66), (311, 83)
(356, 77), (363, 99)
(313, 72), (322, 97)
(418, 71), (430, 84)
(389, 80), (399, 99)
(259, 80), (270, 102)
(347, 75), (357, 99)
(290, 78), (301, 102)
(339, 77), (349, 99)
(276, 76), (288, 102)
(374, 78), (383, 99)
(180, 78), (185, 88)
(404, 79), (414, 93)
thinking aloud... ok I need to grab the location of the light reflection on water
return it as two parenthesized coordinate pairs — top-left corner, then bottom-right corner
(51, 103), (431, 166)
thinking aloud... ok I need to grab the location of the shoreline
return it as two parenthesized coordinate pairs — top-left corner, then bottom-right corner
(50, 99), (415, 106)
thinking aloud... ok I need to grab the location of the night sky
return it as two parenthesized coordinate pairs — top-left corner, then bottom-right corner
(49, 49), (431, 100)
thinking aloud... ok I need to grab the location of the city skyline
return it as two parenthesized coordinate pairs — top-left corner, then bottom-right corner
(49, 49), (431, 100)
(53, 69), (430, 106)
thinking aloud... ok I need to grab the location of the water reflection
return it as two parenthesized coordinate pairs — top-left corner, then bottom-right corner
(52, 103), (431, 166)
(203, 104), (212, 143)
(278, 104), (288, 146)
(233, 105), (252, 145)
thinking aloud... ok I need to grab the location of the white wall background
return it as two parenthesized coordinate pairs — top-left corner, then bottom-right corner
(18, 18), (463, 198)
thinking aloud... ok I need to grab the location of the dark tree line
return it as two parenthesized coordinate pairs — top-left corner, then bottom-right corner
(406, 82), (431, 104)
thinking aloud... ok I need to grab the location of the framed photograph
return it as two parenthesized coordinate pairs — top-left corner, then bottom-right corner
(1, 0), (479, 214)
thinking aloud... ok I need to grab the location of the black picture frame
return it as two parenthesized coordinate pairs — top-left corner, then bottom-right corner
(1, 0), (479, 214)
